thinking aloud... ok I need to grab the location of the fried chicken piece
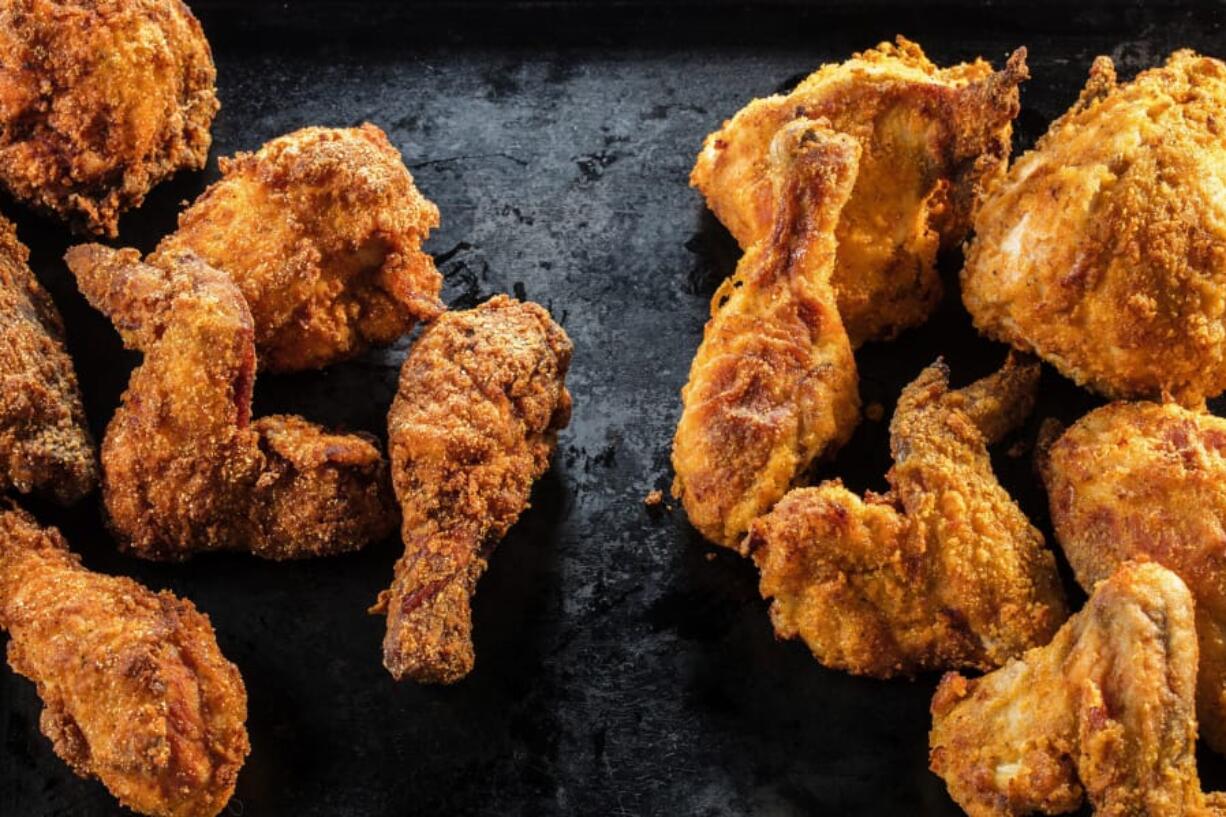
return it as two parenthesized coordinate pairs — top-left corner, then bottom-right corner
(672, 120), (861, 550)
(692, 37), (1027, 345)
(150, 123), (443, 372)
(0, 504), (248, 817)
(1041, 401), (1226, 756)
(65, 243), (397, 560)
(0, 0), (218, 236)
(0, 215), (96, 503)
(929, 562), (1226, 817)
(375, 295), (572, 683)
(962, 51), (1226, 405)
(744, 355), (1066, 677)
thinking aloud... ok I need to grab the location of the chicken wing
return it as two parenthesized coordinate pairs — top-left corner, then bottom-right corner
(930, 562), (1224, 817)
(962, 51), (1226, 405)
(150, 123), (443, 372)
(0, 0), (218, 236)
(0, 215), (96, 503)
(744, 356), (1066, 677)
(375, 295), (572, 684)
(0, 504), (248, 817)
(673, 120), (861, 551)
(65, 243), (397, 560)
(692, 37), (1027, 345)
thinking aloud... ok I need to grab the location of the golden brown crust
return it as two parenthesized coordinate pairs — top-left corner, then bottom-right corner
(962, 50), (1226, 404)
(0, 505), (248, 817)
(65, 243), (397, 560)
(673, 120), (862, 550)
(0, 215), (96, 503)
(745, 355), (1067, 677)
(378, 295), (572, 683)
(0, 0), (218, 236)
(692, 36), (1026, 345)
(152, 123), (443, 372)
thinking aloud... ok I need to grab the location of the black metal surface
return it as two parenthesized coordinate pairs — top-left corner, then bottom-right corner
(2, 2), (1225, 815)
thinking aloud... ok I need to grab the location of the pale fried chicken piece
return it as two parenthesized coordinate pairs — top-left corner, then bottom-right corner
(692, 37), (1027, 345)
(929, 562), (1226, 817)
(150, 123), (443, 372)
(1041, 401), (1226, 757)
(64, 243), (397, 560)
(962, 51), (1226, 405)
(374, 295), (572, 683)
(744, 355), (1066, 677)
(672, 120), (861, 551)
(0, 504), (248, 817)
(0, 0), (218, 236)
(0, 215), (96, 503)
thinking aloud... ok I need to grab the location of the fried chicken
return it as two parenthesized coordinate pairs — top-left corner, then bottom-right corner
(0, 0), (218, 236)
(744, 355), (1066, 677)
(150, 123), (443, 372)
(962, 50), (1226, 405)
(930, 562), (1225, 817)
(0, 215), (96, 503)
(0, 504), (248, 817)
(1041, 400), (1226, 757)
(65, 243), (397, 560)
(673, 120), (861, 551)
(375, 295), (572, 684)
(692, 37), (1027, 346)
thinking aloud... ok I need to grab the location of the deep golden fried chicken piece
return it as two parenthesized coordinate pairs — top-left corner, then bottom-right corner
(673, 120), (861, 551)
(0, 0), (218, 236)
(151, 124), (443, 372)
(692, 37), (1027, 345)
(65, 243), (397, 560)
(963, 51), (1226, 405)
(1041, 401), (1226, 757)
(374, 295), (572, 684)
(0, 215), (96, 503)
(0, 505), (248, 817)
(744, 356), (1066, 677)
(930, 562), (1226, 817)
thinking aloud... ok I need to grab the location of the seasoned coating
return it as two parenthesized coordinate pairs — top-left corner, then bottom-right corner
(151, 124), (443, 372)
(1042, 401), (1226, 756)
(65, 243), (397, 561)
(0, 505), (248, 817)
(376, 295), (572, 684)
(744, 356), (1066, 677)
(0, 0), (218, 236)
(930, 562), (1224, 817)
(962, 51), (1226, 405)
(673, 120), (861, 550)
(692, 37), (1027, 345)
(0, 216), (96, 503)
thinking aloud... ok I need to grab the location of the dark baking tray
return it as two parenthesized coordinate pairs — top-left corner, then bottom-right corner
(3, 1), (1225, 815)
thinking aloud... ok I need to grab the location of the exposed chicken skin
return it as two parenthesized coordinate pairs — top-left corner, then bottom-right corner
(151, 124), (443, 372)
(0, 0), (218, 236)
(1041, 401), (1226, 757)
(930, 562), (1226, 817)
(376, 295), (572, 684)
(744, 356), (1066, 677)
(0, 215), (96, 504)
(0, 505), (248, 817)
(65, 244), (397, 561)
(673, 120), (861, 551)
(962, 51), (1226, 405)
(692, 37), (1027, 345)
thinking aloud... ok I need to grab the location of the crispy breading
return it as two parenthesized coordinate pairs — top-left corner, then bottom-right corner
(374, 295), (572, 684)
(0, 505), (248, 817)
(0, 0), (218, 236)
(744, 356), (1066, 677)
(65, 243), (397, 560)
